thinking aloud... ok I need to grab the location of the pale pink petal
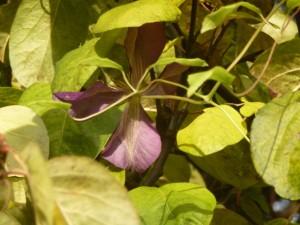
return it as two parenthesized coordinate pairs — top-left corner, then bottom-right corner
(102, 102), (161, 172)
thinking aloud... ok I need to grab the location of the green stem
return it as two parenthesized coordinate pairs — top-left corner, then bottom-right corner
(206, 2), (283, 99)
(122, 71), (136, 92)
(142, 95), (205, 105)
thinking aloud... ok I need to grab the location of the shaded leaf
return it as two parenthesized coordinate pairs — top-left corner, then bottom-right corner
(129, 183), (216, 225)
(92, 0), (181, 33)
(0, 87), (22, 107)
(163, 154), (191, 183)
(190, 141), (259, 189)
(287, 0), (300, 12)
(210, 208), (252, 225)
(0, 0), (20, 62)
(265, 218), (293, 225)
(187, 66), (235, 97)
(177, 105), (247, 156)
(201, 2), (261, 33)
(48, 156), (140, 225)
(0, 212), (21, 225)
(251, 91), (300, 199)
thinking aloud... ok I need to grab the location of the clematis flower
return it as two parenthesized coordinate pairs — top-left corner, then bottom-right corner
(55, 23), (169, 172)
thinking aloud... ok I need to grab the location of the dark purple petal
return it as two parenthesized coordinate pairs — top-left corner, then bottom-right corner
(102, 100), (161, 172)
(125, 22), (166, 85)
(54, 82), (124, 119)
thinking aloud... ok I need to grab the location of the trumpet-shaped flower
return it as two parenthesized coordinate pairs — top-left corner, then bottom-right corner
(55, 23), (167, 172)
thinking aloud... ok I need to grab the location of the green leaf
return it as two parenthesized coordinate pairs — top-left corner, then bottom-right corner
(0, 179), (11, 210)
(240, 99), (265, 117)
(10, 178), (26, 205)
(0, 0), (20, 62)
(210, 208), (252, 225)
(260, 11), (298, 44)
(9, 0), (93, 87)
(3, 206), (33, 225)
(9, 0), (54, 87)
(129, 183), (216, 225)
(189, 141), (259, 189)
(153, 57), (208, 68)
(48, 156), (140, 225)
(265, 218), (293, 225)
(0, 105), (49, 170)
(19, 83), (121, 158)
(287, 0), (300, 12)
(22, 142), (54, 225)
(92, 0), (181, 33)
(163, 154), (191, 183)
(177, 105), (247, 156)
(0, 105), (53, 225)
(170, 0), (185, 6)
(0, 87), (22, 107)
(52, 32), (122, 92)
(201, 2), (261, 33)
(0, 212), (21, 225)
(251, 91), (300, 199)
(251, 38), (300, 95)
(187, 66), (235, 97)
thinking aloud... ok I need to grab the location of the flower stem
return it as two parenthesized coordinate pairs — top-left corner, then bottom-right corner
(142, 95), (205, 105)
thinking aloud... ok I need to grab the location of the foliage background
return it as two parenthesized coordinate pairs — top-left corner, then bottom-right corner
(0, 0), (300, 224)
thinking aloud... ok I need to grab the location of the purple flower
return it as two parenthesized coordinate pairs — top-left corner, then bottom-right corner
(55, 23), (169, 172)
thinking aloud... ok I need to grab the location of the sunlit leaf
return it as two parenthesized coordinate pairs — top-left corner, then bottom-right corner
(251, 91), (300, 199)
(9, 0), (92, 87)
(0, 105), (49, 169)
(201, 2), (261, 33)
(52, 30), (122, 92)
(187, 66), (235, 97)
(240, 99), (265, 117)
(23, 143), (54, 225)
(92, 0), (181, 33)
(129, 183), (216, 225)
(0, 105), (53, 225)
(177, 105), (247, 156)
(251, 38), (300, 95)
(260, 11), (298, 44)
(153, 57), (207, 68)
(49, 156), (140, 225)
